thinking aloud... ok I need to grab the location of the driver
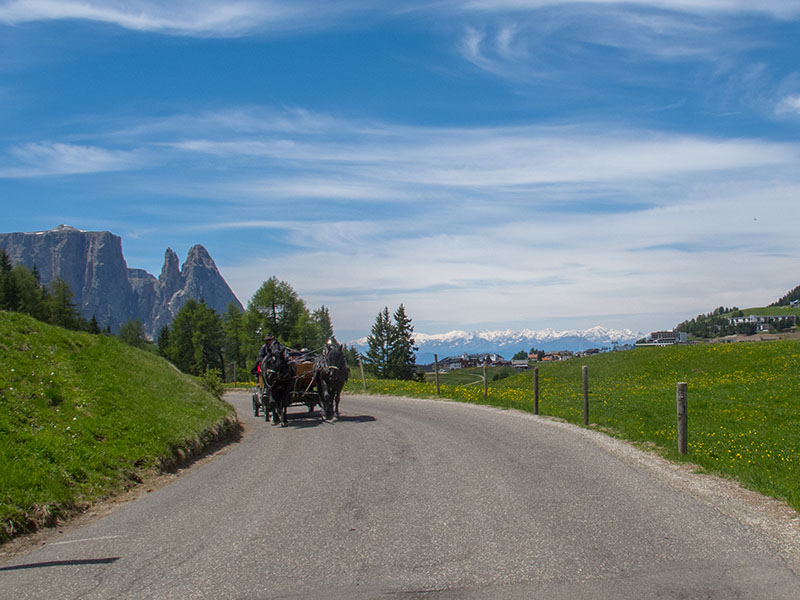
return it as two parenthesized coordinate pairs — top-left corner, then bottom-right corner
(252, 333), (276, 385)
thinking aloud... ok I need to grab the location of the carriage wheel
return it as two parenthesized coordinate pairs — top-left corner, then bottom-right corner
(252, 392), (260, 417)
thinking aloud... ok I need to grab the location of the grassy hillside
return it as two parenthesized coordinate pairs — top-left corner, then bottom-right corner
(346, 341), (800, 512)
(0, 311), (237, 542)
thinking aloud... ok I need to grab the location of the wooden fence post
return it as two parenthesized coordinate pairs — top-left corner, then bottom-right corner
(583, 365), (589, 426)
(677, 382), (688, 455)
(483, 361), (488, 400)
(359, 356), (367, 392)
(434, 354), (440, 396)
(533, 366), (539, 415)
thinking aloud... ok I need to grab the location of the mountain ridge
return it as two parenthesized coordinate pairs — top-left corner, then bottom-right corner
(0, 225), (243, 337)
(352, 326), (642, 364)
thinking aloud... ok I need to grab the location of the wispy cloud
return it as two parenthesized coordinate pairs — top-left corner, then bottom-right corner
(0, 142), (143, 177)
(458, 1), (800, 20)
(3, 1), (798, 38)
(154, 111), (799, 196)
(0, 0), (426, 36)
(455, 4), (766, 84)
(776, 94), (800, 116)
(0, 0), (311, 36)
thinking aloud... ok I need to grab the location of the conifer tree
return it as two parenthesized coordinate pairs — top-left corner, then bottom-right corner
(388, 304), (418, 380)
(312, 305), (334, 344)
(0, 248), (15, 310)
(365, 307), (392, 378)
(47, 277), (82, 330)
(157, 325), (170, 356)
(87, 315), (101, 334)
(119, 318), (146, 349)
(365, 304), (419, 380)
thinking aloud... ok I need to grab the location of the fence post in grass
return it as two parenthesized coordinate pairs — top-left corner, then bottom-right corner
(434, 354), (440, 396)
(358, 356), (367, 392)
(583, 365), (589, 426)
(483, 361), (488, 400)
(533, 366), (539, 415)
(677, 382), (688, 455)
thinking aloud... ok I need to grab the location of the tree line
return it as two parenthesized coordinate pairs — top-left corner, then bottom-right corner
(3, 246), (421, 383)
(156, 276), (340, 381)
(0, 248), (100, 333)
(770, 283), (800, 307)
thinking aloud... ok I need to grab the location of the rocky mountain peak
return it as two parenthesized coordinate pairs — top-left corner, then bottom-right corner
(183, 244), (215, 271)
(52, 224), (82, 233)
(158, 248), (182, 294)
(0, 226), (243, 338)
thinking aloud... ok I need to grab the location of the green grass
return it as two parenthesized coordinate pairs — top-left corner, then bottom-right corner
(346, 341), (800, 513)
(0, 311), (236, 541)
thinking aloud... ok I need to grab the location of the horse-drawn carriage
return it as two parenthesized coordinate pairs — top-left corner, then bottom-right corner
(251, 338), (350, 427)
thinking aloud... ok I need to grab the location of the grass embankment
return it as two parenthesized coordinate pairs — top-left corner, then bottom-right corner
(0, 311), (237, 542)
(345, 341), (800, 513)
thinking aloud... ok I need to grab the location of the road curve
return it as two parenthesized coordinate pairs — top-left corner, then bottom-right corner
(1, 391), (799, 599)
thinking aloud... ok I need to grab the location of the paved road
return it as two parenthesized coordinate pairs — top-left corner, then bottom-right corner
(2, 391), (799, 599)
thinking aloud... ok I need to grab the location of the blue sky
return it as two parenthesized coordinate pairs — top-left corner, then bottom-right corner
(2, 1), (800, 341)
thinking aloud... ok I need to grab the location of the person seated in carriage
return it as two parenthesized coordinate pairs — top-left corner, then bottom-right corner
(252, 333), (279, 384)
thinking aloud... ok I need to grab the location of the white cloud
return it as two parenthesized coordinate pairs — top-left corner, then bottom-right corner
(0, 142), (142, 177)
(163, 123), (800, 202)
(221, 175), (800, 337)
(0, 0), (309, 35)
(458, 1), (800, 19)
(776, 94), (800, 116)
(3, 1), (798, 37)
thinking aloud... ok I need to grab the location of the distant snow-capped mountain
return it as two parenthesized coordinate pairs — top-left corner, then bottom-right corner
(352, 326), (642, 364)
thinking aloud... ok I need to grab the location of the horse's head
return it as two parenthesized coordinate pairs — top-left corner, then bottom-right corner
(261, 342), (294, 386)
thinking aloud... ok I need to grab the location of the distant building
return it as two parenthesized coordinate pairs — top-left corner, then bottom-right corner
(637, 330), (687, 346)
(541, 351), (573, 361)
(729, 314), (797, 332)
(459, 352), (508, 366)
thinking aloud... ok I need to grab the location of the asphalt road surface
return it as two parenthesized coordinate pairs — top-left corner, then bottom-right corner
(2, 391), (799, 599)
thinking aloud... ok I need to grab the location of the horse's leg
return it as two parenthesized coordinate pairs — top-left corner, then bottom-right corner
(334, 382), (342, 418)
(317, 376), (330, 421)
(280, 389), (289, 427)
(270, 391), (280, 425)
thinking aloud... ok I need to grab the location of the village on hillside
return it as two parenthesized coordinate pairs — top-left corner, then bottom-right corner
(417, 343), (635, 373)
(421, 303), (800, 374)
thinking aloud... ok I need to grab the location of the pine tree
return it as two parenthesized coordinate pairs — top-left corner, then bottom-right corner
(365, 304), (418, 380)
(119, 318), (146, 348)
(365, 307), (392, 378)
(388, 304), (418, 380)
(157, 325), (170, 356)
(13, 266), (47, 321)
(312, 305), (334, 344)
(222, 302), (247, 378)
(0, 248), (14, 310)
(87, 315), (101, 334)
(163, 299), (225, 376)
(47, 278), (82, 330)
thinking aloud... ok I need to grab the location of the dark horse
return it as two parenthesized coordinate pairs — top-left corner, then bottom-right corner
(314, 338), (350, 419)
(260, 342), (296, 427)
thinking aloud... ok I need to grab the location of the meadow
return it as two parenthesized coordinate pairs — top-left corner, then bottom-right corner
(0, 311), (236, 542)
(344, 341), (800, 513)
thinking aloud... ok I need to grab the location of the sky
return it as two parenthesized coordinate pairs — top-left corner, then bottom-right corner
(2, 1), (800, 341)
